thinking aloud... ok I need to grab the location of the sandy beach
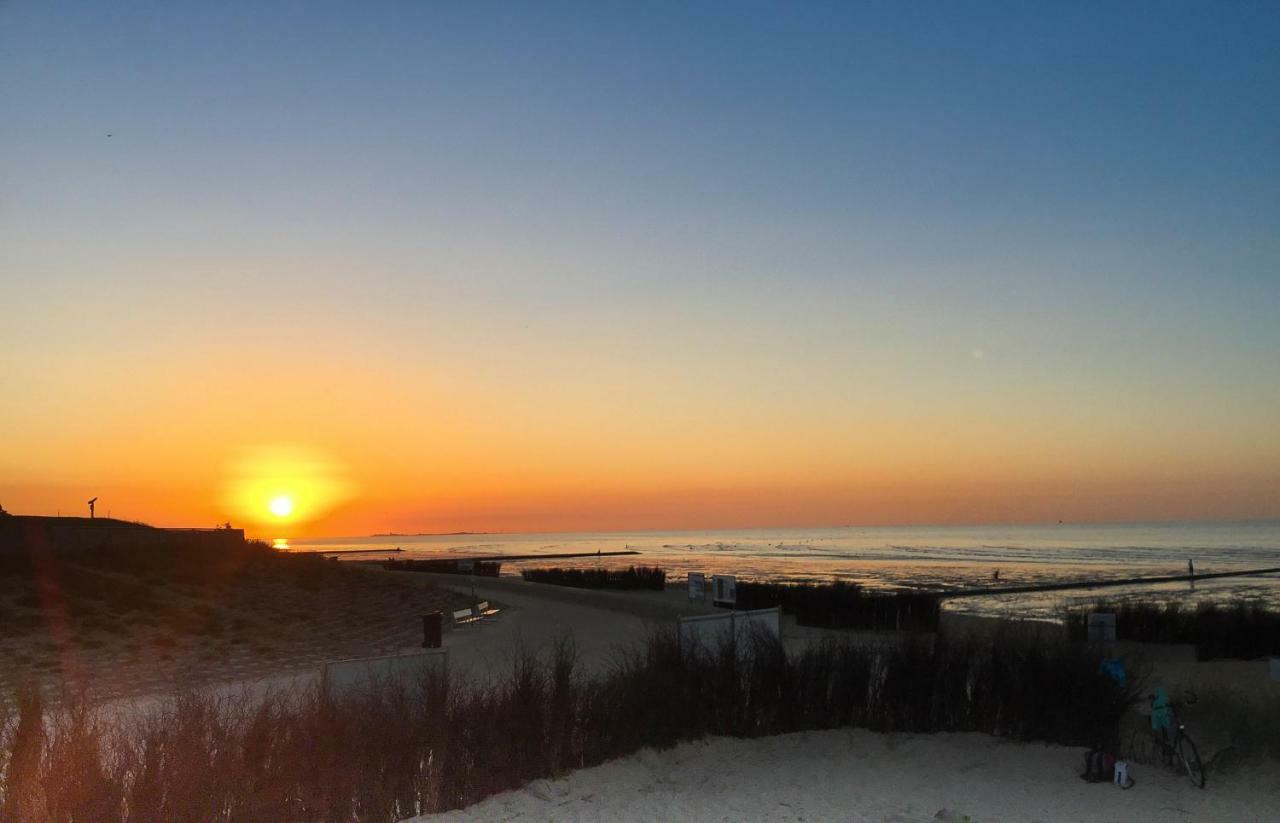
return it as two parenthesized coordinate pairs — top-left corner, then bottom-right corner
(394, 574), (1279, 821)
(6, 552), (1278, 820)
(411, 728), (1280, 822)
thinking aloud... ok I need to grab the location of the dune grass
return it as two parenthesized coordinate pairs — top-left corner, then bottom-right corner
(0, 625), (1141, 820)
(734, 580), (941, 632)
(1064, 599), (1280, 660)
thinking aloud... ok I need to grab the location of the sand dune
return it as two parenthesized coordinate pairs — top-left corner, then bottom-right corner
(0, 556), (466, 705)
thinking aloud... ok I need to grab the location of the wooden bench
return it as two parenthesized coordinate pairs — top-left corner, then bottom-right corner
(452, 602), (502, 628)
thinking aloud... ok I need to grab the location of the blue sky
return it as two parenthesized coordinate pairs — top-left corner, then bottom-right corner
(2, 2), (1278, 530)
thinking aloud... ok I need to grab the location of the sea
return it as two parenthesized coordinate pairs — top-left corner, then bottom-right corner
(286, 520), (1280, 620)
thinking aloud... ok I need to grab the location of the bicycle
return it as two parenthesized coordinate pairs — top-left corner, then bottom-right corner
(1149, 690), (1205, 788)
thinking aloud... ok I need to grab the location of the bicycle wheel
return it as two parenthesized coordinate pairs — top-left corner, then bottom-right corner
(1177, 736), (1205, 788)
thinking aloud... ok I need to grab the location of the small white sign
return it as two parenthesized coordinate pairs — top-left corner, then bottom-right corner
(1087, 612), (1117, 643)
(688, 572), (706, 601)
(712, 574), (737, 606)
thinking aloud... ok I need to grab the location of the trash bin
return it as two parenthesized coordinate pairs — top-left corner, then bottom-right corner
(422, 611), (443, 649)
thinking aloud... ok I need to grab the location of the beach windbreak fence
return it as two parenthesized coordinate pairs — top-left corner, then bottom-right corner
(677, 607), (781, 654)
(323, 649), (448, 697)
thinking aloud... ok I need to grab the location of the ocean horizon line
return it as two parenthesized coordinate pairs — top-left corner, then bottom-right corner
(277, 515), (1280, 543)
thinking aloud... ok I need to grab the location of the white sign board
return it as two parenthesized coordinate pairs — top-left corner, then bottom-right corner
(323, 649), (448, 696)
(688, 572), (706, 601)
(712, 574), (737, 606)
(1087, 612), (1117, 643)
(677, 607), (780, 653)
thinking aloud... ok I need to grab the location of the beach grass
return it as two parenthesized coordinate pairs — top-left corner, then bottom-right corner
(1064, 599), (1280, 660)
(734, 580), (941, 632)
(0, 624), (1142, 819)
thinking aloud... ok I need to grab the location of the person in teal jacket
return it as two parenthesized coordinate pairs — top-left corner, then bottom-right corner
(1150, 686), (1173, 761)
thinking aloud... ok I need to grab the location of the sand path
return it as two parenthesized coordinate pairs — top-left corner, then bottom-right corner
(405, 574), (715, 679)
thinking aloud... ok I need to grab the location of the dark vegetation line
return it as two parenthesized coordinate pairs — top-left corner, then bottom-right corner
(521, 566), (666, 590)
(385, 551), (640, 567)
(1066, 599), (1280, 661)
(944, 566), (1280, 599)
(306, 548), (404, 555)
(0, 628), (1140, 821)
(734, 581), (941, 632)
(384, 559), (502, 577)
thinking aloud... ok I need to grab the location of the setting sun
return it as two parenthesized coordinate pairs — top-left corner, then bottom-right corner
(218, 444), (356, 533)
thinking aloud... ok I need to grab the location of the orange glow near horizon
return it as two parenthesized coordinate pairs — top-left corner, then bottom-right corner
(2, 269), (1278, 537)
(218, 445), (356, 534)
(2, 401), (1278, 537)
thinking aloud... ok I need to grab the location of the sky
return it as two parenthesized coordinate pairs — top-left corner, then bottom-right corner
(2, 1), (1278, 537)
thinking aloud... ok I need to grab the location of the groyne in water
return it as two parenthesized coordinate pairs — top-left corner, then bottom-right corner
(387, 549), (641, 564)
(940, 566), (1280, 600)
